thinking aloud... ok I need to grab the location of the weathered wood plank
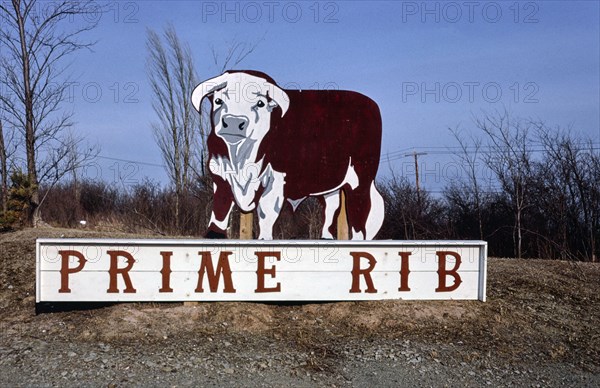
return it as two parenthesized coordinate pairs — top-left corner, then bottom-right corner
(37, 239), (487, 302)
(337, 190), (349, 240)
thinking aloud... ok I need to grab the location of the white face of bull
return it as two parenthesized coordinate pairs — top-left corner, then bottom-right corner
(192, 72), (289, 146)
(211, 87), (276, 145)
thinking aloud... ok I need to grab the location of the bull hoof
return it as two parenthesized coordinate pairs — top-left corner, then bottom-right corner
(205, 230), (227, 239)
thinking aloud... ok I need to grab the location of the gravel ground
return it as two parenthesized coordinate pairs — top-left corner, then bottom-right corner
(1, 333), (598, 387)
(1, 228), (599, 387)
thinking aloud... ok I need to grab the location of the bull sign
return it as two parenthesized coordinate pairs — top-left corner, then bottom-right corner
(192, 70), (384, 240)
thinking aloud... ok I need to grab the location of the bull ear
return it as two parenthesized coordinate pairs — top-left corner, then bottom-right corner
(267, 101), (278, 112)
(266, 84), (289, 117)
(191, 73), (230, 112)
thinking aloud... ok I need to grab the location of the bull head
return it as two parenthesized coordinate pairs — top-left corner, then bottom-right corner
(192, 71), (290, 146)
(191, 71), (289, 117)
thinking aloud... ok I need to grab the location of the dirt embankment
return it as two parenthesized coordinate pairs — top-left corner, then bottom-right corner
(1, 228), (599, 387)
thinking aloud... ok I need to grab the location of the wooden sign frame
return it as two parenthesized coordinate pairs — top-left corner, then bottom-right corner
(36, 239), (487, 303)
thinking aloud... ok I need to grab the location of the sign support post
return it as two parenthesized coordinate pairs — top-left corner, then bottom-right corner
(337, 190), (349, 240)
(240, 212), (253, 240)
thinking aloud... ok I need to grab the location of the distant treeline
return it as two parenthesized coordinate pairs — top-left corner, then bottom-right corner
(1, 113), (598, 262)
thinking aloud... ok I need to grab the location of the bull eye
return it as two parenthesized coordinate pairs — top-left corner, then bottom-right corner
(214, 98), (223, 106)
(256, 100), (265, 108)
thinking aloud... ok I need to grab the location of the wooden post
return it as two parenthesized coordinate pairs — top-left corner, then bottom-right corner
(240, 212), (253, 240)
(337, 190), (349, 240)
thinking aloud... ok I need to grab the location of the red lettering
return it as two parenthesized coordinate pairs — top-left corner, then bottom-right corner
(159, 251), (173, 293)
(349, 252), (378, 293)
(107, 250), (137, 293)
(58, 250), (87, 293)
(398, 252), (412, 292)
(255, 251), (281, 293)
(195, 251), (236, 293)
(435, 251), (462, 292)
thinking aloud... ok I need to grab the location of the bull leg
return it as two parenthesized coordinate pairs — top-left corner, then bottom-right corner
(345, 186), (367, 240)
(257, 171), (286, 240)
(320, 190), (340, 239)
(365, 182), (385, 240)
(345, 181), (384, 240)
(206, 175), (234, 239)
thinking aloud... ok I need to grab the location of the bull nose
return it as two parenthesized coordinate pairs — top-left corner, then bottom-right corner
(222, 115), (249, 131)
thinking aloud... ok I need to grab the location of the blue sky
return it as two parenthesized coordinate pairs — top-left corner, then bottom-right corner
(62, 0), (599, 191)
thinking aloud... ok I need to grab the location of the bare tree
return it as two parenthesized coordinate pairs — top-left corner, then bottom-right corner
(211, 36), (264, 73)
(0, 120), (9, 214)
(449, 126), (486, 240)
(0, 0), (99, 225)
(0, 64), (18, 216)
(146, 31), (263, 233)
(536, 124), (598, 261)
(476, 110), (533, 259)
(146, 24), (200, 229)
(589, 146), (600, 261)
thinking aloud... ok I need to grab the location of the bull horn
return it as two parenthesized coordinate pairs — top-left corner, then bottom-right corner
(191, 73), (230, 112)
(267, 83), (290, 117)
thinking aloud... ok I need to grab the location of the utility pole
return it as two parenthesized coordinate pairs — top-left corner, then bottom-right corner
(405, 151), (427, 207)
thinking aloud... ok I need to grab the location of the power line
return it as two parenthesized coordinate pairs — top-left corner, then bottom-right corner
(96, 155), (165, 168)
(93, 141), (600, 170)
(379, 145), (600, 164)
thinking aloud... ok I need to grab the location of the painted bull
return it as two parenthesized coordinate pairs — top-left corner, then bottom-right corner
(192, 70), (384, 240)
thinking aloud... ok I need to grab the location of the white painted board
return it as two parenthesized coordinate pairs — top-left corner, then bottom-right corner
(36, 239), (487, 302)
